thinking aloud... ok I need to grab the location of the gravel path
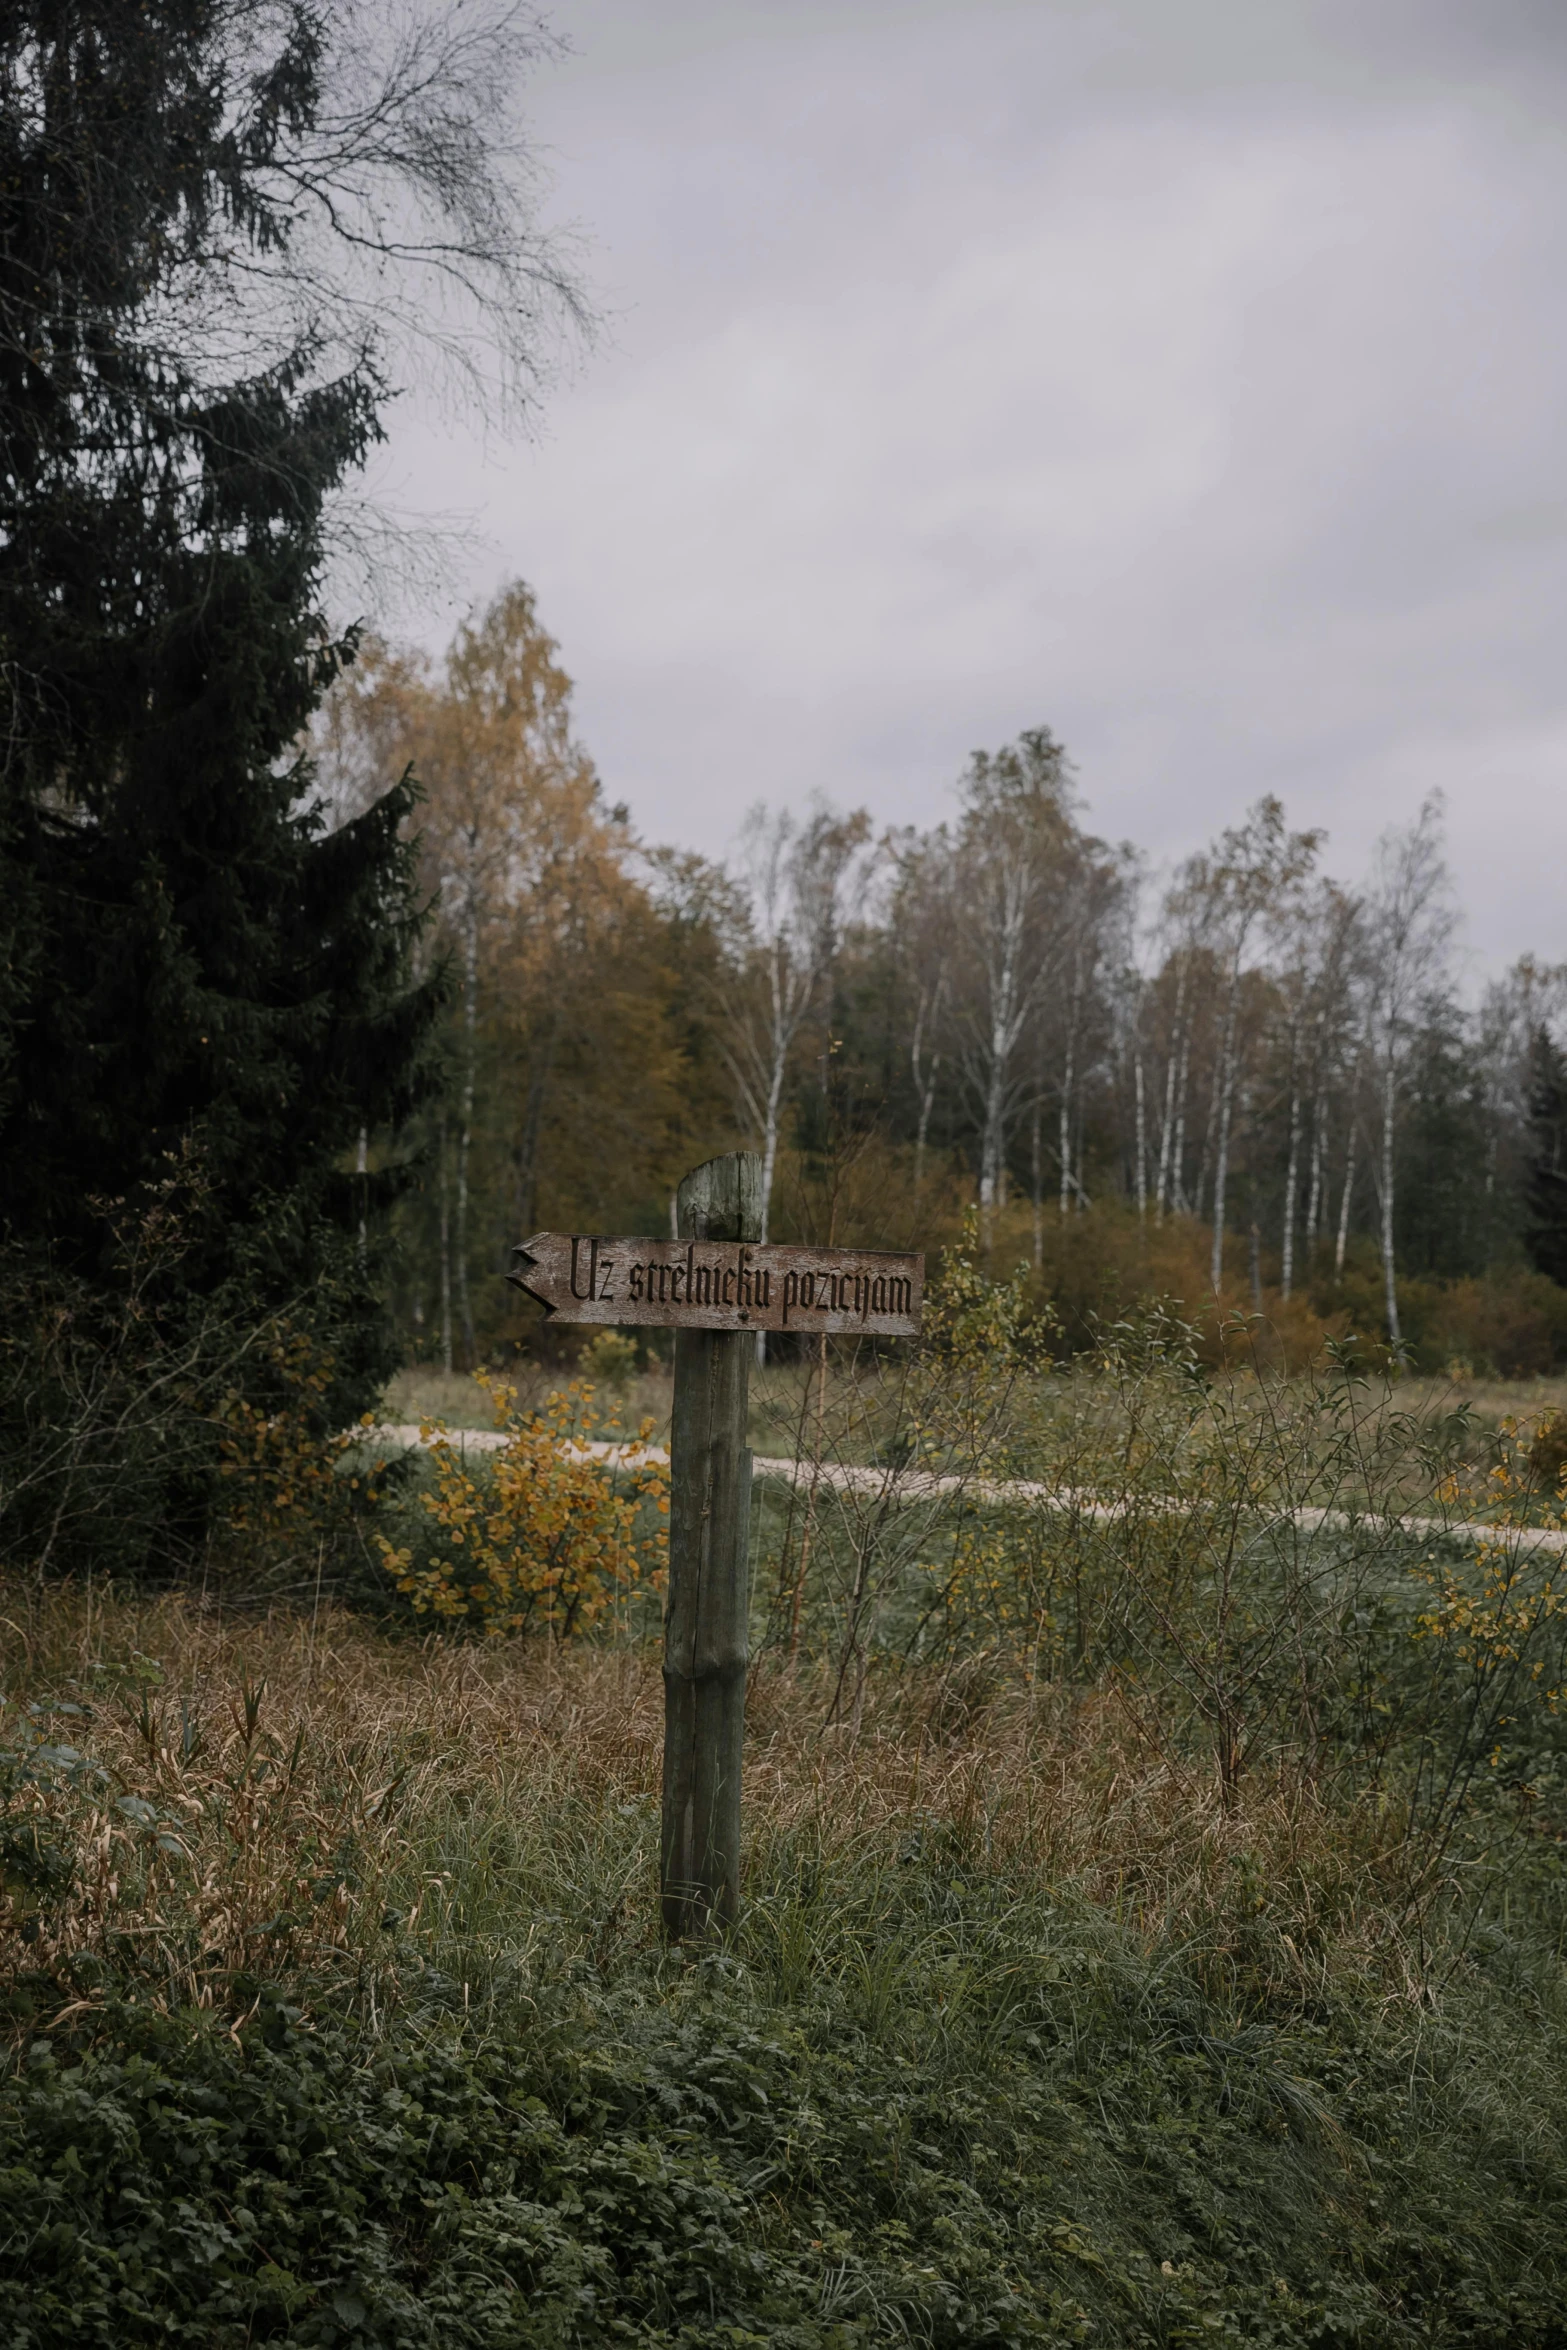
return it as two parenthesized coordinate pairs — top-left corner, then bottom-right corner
(362, 1425), (1567, 1554)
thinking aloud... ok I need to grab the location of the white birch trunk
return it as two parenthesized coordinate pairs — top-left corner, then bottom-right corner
(1334, 1120), (1356, 1280)
(914, 1072), (938, 1198)
(1155, 961), (1186, 1222)
(1209, 969), (1240, 1292)
(911, 977), (943, 1199)
(974, 864), (1033, 1250)
(1280, 1023), (1301, 1301)
(1380, 1054), (1401, 1349)
(978, 1000), (1012, 1245)
(757, 1053), (785, 1247)
(1059, 960), (1084, 1223)
(1171, 1021), (1192, 1214)
(1134, 1054), (1148, 1223)
(980, 1044), (1008, 1239)
(754, 944), (791, 1366)
(1304, 1093), (1325, 1250)
(1031, 1096), (1044, 1266)
(1195, 1012), (1222, 1224)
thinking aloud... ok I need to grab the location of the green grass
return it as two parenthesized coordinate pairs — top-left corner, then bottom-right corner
(383, 1360), (815, 1454)
(384, 1355), (1567, 1505)
(10, 1314), (1567, 2344)
(4, 1583), (1567, 2344)
(10, 1871), (1567, 2345)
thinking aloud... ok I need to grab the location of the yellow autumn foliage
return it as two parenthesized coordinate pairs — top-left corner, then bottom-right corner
(217, 1325), (393, 1553)
(375, 1377), (669, 1637)
(1413, 1423), (1567, 1709)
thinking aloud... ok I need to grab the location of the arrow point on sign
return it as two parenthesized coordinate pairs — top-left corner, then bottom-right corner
(507, 1233), (556, 1316)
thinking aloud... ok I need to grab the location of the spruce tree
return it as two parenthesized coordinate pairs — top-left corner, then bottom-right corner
(1526, 1028), (1567, 1289)
(0, 3), (440, 1443)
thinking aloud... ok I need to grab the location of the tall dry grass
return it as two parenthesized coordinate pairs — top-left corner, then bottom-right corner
(1, 1576), (1429, 2034)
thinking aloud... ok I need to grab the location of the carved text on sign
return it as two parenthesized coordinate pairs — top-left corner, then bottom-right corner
(509, 1234), (923, 1337)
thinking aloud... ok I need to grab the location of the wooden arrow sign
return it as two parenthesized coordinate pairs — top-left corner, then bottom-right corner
(509, 1232), (923, 1338)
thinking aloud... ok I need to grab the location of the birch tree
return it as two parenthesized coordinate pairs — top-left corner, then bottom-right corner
(1047, 847), (1131, 1224)
(717, 799), (874, 1250)
(1364, 796), (1457, 1349)
(1151, 928), (1201, 1222)
(947, 730), (1077, 1248)
(1270, 882), (1363, 1298)
(891, 833), (956, 1199)
(1170, 800), (1320, 1292)
(1109, 958), (1152, 1227)
(1147, 874), (1230, 1225)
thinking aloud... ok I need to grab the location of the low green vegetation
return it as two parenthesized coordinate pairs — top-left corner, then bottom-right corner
(9, 1316), (1567, 2340)
(6, 1262), (1567, 2342)
(4, 1586), (1567, 2348)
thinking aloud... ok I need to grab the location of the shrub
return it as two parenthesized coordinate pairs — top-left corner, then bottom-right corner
(1530, 1409), (1567, 1492)
(374, 1378), (669, 1636)
(758, 1268), (1567, 1882)
(1401, 1268), (1567, 1377)
(757, 1216), (1052, 1704)
(579, 1328), (640, 1387)
(0, 1157), (394, 1586)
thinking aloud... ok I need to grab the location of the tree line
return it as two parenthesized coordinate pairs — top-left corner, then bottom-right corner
(322, 586), (1567, 1374)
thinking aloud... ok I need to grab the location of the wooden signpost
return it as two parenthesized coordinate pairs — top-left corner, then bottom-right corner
(509, 1153), (923, 1938)
(510, 1230), (924, 1339)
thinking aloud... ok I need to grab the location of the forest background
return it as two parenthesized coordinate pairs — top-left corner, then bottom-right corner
(322, 580), (1567, 1382)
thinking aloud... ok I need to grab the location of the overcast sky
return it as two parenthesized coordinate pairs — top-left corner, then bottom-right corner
(369, 0), (1567, 978)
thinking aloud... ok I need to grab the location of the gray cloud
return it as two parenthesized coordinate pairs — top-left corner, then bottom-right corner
(368, 0), (1567, 974)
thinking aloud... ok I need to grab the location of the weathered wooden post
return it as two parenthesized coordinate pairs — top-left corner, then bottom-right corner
(508, 1180), (922, 1941)
(660, 1151), (761, 1937)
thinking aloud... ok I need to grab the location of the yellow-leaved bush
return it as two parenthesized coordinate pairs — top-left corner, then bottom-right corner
(217, 1324), (393, 1556)
(375, 1378), (670, 1637)
(1412, 1421), (1567, 1712)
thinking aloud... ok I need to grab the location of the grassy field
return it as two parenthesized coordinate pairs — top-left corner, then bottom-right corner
(7, 1320), (1567, 2343)
(386, 1354), (1567, 1463)
(385, 1359), (810, 1455)
(1395, 1369), (1567, 1430)
(3, 1579), (1567, 2344)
